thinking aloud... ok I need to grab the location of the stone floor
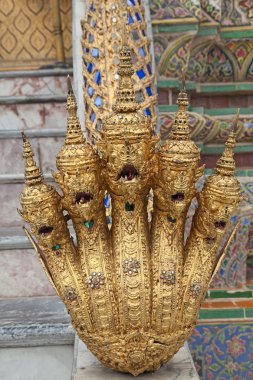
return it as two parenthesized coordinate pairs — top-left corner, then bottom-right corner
(0, 345), (74, 380)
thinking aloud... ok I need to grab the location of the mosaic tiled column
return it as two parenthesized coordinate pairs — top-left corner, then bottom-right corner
(81, 0), (157, 141)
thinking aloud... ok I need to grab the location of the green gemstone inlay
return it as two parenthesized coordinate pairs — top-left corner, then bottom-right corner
(52, 244), (61, 251)
(167, 216), (177, 223)
(84, 220), (94, 229)
(125, 202), (135, 212)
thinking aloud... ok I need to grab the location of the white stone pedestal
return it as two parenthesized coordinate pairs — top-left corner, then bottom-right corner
(71, 338), (200, 380)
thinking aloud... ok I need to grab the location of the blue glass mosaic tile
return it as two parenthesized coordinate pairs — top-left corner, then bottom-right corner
(90, 3), (94, 11)
(88, 86), (93, 97)
(92, 48), (99, 57)
(136, 69), (145, 79)
(146, 86), (152, 96)
(94, 71), (101, 85)
(87, 62), (93, 73)
(85, 48), (89, 53)
(92, 20), (96, 27)
(89, 34), (94, 43)
(139, 47), (145, 58)
(135, 12), (141, 22)
(127, 0), (135, 5)
(146, 64), (152, 75)
(142, 29), (146, 36)
(128, 13), (134, 24)
(94, 96), (102, 107)
(144, 108), (151, 116)
(90, 112), (95, 122)
(104, 193), (110, 208)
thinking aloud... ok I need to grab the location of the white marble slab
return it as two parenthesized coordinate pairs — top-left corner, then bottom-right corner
(72, 338), (199, 379)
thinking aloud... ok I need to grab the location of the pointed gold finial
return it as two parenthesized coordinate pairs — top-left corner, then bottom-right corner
(65, 76), (85, 145)
(22, 132), (43, 186)
(122, 22), (127, 48)
(112, 35), (139, 113)
(169, 70), (190, 140)
(215, 110), (239, 176)
(181, 69), (186, 92)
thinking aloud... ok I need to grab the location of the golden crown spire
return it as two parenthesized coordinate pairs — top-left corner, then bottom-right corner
(65, 75), (85, 146)
(170, 71), (190, 140)
(215, 109), (239, 176)
(112, 44), (140, 113)
(22, 132), (43, 186)
(56, 77), (98, 173)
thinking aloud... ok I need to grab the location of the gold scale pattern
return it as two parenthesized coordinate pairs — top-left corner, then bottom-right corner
(19, 45), (241, 376)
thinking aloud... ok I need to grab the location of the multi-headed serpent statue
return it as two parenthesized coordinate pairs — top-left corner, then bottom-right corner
(19, 44), (241, 376)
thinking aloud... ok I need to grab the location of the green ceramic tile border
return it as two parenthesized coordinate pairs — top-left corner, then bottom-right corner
(198, 308), (245, 319)
(197, 26), (218, 36)
(158, 104), (253, 117)
(157, 80), (196, 90)
(204, 169), (253, 177)
(157, 81), (253, 94)
(158, 105), (204, 114)
(200, 83), (253, 93)
(201, 144), (253, 154)
(221, 29), (253, 39)
(153, 24), (198, 33)
(206, 289), (253, 299)
(245, 308), (253, 318)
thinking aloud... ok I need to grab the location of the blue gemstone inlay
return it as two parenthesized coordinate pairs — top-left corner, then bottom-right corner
(87, 62), (93, 73)
(127, 0), (135, 5)
(139, 47), (145, 58)
(128, 13), (134, 24)
(88, 86), (93, 97)
(90, 3), (94, 11)
(89, 34), (94, 43)
(90, 112), (95, 122)
(146, 64), (152, 75)
(106, 216), (111, 225)
(92, 20), (97, 27)
(136, 69), (146, 79)
(94, 71), (101, 85)
(144, 108), (151, 116)
(146, 86), (152, 96)
(92, 48), (99, 57)
(142, 29), (146, 36)
(94, 96), (102, 107)
(104, 193), (110, 208)
(85, 48), (90, 53)
(135, 12), (141, 22)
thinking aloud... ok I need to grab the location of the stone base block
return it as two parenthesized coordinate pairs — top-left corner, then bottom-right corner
(72, 338), (200, 380)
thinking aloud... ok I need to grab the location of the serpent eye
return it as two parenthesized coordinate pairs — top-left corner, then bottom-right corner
(118, 164), (138, 181)
(75, 192), (93, 204)
(38, 226), (53, 237)
(171, 192), (185, 202)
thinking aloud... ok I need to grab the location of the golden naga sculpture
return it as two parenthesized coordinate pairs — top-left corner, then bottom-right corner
(19, 45), (241, 376)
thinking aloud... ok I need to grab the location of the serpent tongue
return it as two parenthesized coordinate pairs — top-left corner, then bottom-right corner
(119, 164), (138, 181)
(214, 221), (226, 230)
(76, 192), (93, 204)
(39, 226), (53, 237)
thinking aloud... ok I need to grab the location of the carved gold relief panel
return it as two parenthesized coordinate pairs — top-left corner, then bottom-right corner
(0, 0), (72, 70)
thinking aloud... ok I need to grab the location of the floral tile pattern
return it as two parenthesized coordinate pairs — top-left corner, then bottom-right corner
(188, 324), (253, 380)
